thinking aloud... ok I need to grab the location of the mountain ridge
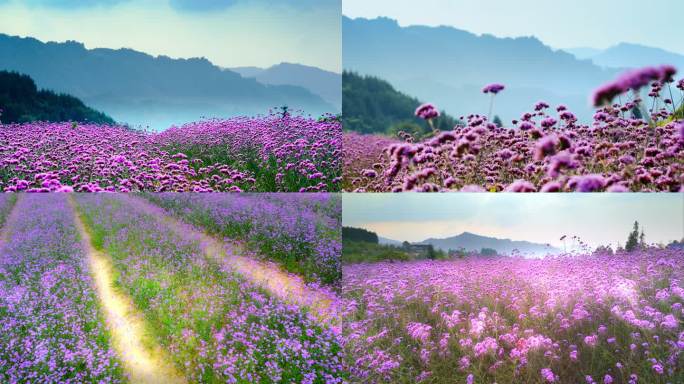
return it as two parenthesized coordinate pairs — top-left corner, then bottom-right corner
(343, 16), (618, 123)
(564, 42), (684, 71)
(377, 231), (559, 256)
(231, 62), (341, 111)
(0, 33), (334, 129)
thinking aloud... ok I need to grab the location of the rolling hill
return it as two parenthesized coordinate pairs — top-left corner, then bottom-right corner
(420, 231), (559, 256)
(343, 16), (618, 123)
(564, 43), (684, 70)
(0, 70), (114, 124)
(0, 33), (334, 130)
(343, 71), (461, 136)
(231, 62), (341, 111)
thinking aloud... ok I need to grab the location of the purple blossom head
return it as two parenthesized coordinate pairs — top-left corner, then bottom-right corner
(460, 184), (486, 192)
(541, 117), (557, 129)
(415, 103), (440, 120)
(482, 83), (505, 94)
(570, 174), (607, 192)
(534, 135), (558, 161)
(504, 179), (536, 192)
(534, 101), (550, 111)
(660, 65), (677, 82)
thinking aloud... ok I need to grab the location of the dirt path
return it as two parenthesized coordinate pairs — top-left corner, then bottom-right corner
(68, 196), (186, 384)
(125, 195), (341, 326)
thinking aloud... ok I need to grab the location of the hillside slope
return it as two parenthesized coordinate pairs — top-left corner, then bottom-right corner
(0, 71), (114, 124)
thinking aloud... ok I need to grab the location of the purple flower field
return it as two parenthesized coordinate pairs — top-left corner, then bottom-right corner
(0, 113), (341, 193)
(344, 66), (684, 192)
(341, 249), (684, 383)
(0, 194), (124, 382)
(0, 193), (347, 383)
(73, 194), (345, 383)
(142, 193), (342, 285)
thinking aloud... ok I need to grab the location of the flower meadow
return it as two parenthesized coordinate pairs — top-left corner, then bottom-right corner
(341, 249), (684, 383)
(0, 113), (341, 193)
(344, 66), (684, 192)
(0, 194), (124, 382)
(0, 193), (347, 383)
(73, 194), (346, 383)
(142, 193), (342, 285)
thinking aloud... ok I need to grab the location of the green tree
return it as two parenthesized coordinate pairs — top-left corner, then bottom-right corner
(342, 71), (461, 135)
(426, 244), (436, 260)
(492, 115), (503, 128)
(625, 221), (640, 252)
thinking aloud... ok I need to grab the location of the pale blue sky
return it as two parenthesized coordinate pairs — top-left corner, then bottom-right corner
(0, 0), (341, 72)
(343, 194), (684, 249)
(343, 0), (684, 54)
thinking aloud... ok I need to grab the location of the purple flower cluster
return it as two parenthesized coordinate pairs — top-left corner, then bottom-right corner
(345, 86), (684, 192)
(592, 65), (677, 107)
(0, 195), (124, 382)
(74, 194), (345, 383)
(482, 83), (506, 94)
(342, 248), (684, 383)
(143, 193), (342, 285)
(0, 113), (341, 192)
(415, 103), (440, 120)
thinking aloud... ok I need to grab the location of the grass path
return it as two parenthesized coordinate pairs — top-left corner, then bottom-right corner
(126, 195), (341, 326)
(68, 196), (186, 384)
(0, 195), (20, 244)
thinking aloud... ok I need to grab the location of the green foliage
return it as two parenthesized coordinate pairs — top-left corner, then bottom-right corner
(480, 247), (498, 256)
(342, 226), (378, 244)
(343, 240), (411, 264)
(342, 71), (461, 137)
(0, 70), (115, 124)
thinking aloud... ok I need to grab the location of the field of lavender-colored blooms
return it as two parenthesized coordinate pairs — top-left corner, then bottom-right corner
(0, 193), (346, 383)
(344, 66), (684, 192)
(341, 249), (684, 384)
(0, 113), (341, 193)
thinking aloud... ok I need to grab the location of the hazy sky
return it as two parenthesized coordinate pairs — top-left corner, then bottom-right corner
(0, 0), (341, 72)
(343, 0), (684, 54)
(343, 194), (684, 249)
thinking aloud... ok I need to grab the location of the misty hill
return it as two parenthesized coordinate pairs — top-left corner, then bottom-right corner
(0, 33), (333, 130)
(343, 16), (619, 123)
(378, 236), (403, 247)
(565, 43), (684, 71)
(343, 71), (460, 136)
(231, 62), (341, 111)
(0, 70), (114, 124)
(420, 231), (559, 256)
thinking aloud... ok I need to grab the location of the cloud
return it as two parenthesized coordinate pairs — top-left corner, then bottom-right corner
(22, 0), (129, 8)
(168, 0), (338, 12)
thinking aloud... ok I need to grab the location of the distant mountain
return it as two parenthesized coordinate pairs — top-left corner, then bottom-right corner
(231, 62), (341, 111)
(563, 47), (603, 60)
(565, 43), (684, 71)
(419, 232), (559, 256)
(378, 236), (403, 247)
(0, 34), (334, 130)
(343, 16), (619, 123)
(343, 71), (461, 136)
(0, 70), (114, 124)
